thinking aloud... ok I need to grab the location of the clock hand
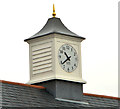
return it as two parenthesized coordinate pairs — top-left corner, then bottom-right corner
(62, 56), (71, 64)
(68, 56), (71, 61)
(62, 59), (68, 64)
(64, 52), (69, 58)
(64, 52), (70, 61)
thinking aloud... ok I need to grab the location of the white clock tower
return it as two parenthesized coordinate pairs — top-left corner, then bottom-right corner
(25, 4), (86, 101)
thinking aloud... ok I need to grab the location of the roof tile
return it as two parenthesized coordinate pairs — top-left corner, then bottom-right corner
(0, 80), (119, 108)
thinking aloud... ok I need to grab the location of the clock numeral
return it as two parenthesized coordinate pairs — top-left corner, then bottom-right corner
(59, 55), (61, 58)
(66, 62), (70, 65)
(62, 47), (65, 50)
(66, 46), (69, 50)
(67, 68), (69, 72)
(63, 65), (65, 69)
(72, 66), (74, 70)
(71, 48), (73, 51)
(74, 52), (76, 56)
(60, 50), (63, 54)
(74, 64), (76, 67)
(61, 61), (62, 64)
(75, 57), (77, 61)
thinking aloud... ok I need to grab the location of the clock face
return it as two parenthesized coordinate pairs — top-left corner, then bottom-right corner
(58, 44), (78, 72)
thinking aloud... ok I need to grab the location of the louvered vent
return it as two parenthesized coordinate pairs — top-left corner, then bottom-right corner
(32, 42), (52, 75)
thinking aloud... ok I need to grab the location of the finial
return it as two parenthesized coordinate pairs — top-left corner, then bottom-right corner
(52, 4), (56, 17)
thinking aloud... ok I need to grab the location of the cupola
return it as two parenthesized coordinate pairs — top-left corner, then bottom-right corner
(25, 4), (86, 101)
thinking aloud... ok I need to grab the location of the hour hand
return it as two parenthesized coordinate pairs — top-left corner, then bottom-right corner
(64, 52), (70, 61)
(62, 56), (71, 64)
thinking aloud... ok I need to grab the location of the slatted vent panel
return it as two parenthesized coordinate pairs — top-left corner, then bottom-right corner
(32, 42), (52, 75)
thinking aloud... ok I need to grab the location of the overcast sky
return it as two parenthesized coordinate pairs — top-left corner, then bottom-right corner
(0, 0), (118, 97)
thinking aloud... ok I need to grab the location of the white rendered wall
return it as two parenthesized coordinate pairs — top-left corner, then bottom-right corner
(27, 34), (86, 84)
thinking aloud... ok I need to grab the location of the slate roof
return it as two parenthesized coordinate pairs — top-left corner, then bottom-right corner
(0, 80), (119, 109)
(24, 17), (85, 41)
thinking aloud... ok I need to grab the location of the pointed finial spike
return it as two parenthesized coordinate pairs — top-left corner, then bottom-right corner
(52, 4), (56, 17)
(53, 4), (55, 12)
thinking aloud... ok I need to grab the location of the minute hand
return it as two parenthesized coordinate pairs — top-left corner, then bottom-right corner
(62, 56), (71, 64)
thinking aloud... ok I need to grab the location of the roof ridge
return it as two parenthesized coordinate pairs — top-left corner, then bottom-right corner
(83, 93), (120, 100)
(0, 80), (45, 89)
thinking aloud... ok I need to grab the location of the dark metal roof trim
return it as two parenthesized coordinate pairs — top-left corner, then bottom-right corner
(24, 32), (85, 42)
(24, 17), (85, 42)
